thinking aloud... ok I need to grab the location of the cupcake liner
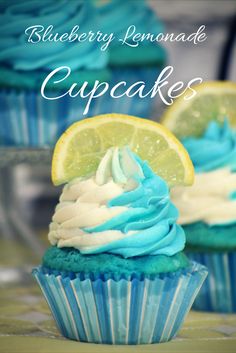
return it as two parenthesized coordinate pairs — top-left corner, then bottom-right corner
(187, 251), (236, 313)
(32, 262), (207, 344)
(0, 67), (161, 147)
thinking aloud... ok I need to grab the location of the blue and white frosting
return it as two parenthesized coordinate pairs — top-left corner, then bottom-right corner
(172, 120), (236, 226)
(182, 120), (236, 173)
(49, 147), (185, 258)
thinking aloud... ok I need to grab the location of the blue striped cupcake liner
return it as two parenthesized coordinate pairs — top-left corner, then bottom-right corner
(0, 67), (161, 147)
(32, 262), (207, 344)
(187, 251), (236, 313)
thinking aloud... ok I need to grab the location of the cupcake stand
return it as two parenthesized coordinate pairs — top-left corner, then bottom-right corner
(0, 149), (236, 353)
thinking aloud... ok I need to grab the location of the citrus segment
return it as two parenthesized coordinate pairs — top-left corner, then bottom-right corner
(97, 122), (135, 149)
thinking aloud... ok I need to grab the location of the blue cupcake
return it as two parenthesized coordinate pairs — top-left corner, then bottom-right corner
(172, 120), (236, 312)
(0, 0), (166, 147)
(0, 0), (110, 147)
(94, 0), (166, 117)
(33, 146), (207, 344)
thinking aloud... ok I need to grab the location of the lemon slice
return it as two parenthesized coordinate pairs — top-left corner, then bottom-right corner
(161, 81), (236, 138)
(52, 114), (194, 187)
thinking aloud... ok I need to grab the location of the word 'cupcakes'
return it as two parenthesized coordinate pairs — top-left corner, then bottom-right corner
(41, 66), (202, 114)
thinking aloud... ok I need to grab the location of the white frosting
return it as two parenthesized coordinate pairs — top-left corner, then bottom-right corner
(171, 168), (236, 225)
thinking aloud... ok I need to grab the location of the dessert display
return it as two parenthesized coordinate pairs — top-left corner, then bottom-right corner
(162, 81), (236, 312)
(33, 114), (207, 344)
(1, 0), (236, 349)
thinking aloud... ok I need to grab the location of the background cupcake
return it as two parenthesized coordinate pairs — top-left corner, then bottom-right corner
(93, 0), (166, 117)
(0, 0), (109, 147)
(171, 119), (236, 312)
(161, 81), (236, 312)
(33, 115), (207, 344)
(0, 0), (166, 147)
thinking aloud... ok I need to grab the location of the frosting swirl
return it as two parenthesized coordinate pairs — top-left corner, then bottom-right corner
(49, 147), (185, 258)
(182, 120), (236, 173)
(173, 120), (236, 227)
(93, 0), (164, 47)
(171, 168), (236, 225)
(93, 0), (166, 66)
(0, 0), (107, 71)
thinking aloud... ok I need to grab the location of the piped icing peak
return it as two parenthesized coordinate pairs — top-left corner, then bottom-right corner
(49, 147), (185, 258)
(182, 119), (236, 173)
(96, 147), (144, 186)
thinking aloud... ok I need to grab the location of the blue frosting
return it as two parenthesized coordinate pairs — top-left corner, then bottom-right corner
(182, 120), (236, 173)
(83, 151), (186, 258)
(0, 0), (108, 71)
(93, 0), (164, 47)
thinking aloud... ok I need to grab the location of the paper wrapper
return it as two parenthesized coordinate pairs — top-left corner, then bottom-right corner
(187, 251), (236, 313)
(32, 262), (207, 344)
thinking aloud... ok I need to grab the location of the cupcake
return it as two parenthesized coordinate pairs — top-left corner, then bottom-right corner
(33, 114), (207, 344)
(94, 0), (166, 116)
(0, 0), (166, 148)
(0, 0), (109, 147)
(172, 119), (236, 312)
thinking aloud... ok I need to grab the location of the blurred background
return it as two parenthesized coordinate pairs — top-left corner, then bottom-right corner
(0, 0), (235, 285)
(151, 0), (236, 84)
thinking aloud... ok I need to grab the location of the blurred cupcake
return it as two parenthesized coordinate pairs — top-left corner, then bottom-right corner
(0, 0), (110, 147)
(0, 0), (166, 148)
(33, 115), (207, 344)
(94, 0), (166, 117)
(172, 120), (236, 312)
